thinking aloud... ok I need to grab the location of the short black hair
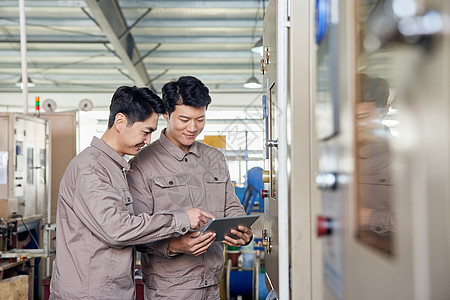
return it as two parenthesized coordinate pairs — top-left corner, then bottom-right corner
(107, 86), (165, 128)
(161, 76), (212, 115)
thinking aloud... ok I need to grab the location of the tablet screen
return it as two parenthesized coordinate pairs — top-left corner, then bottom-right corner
(199, 215), (259, 241)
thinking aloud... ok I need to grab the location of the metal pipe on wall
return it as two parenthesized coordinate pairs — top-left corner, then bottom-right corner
(19, 0), (28, 114)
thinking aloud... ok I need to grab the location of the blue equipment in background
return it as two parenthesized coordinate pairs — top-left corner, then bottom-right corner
(235, 167), (264, 214)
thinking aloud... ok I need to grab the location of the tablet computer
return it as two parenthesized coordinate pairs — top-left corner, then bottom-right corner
(199, 215), (259, 241)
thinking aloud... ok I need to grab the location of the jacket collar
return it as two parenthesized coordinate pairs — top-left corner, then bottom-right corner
(91, 136), (130, 171)
(158, 128), (200, 161)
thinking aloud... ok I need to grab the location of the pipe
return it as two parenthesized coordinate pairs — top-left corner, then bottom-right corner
(46, 121), (52, 276)
(277, 0), (290, 298)
(19, 0), (28, 114)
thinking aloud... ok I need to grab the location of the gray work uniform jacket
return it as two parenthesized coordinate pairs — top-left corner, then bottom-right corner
(50, 137), (190, 300)
(128, 130), (246, 291)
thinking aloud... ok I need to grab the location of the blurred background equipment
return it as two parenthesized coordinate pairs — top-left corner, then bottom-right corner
(235, 166), (264, 214)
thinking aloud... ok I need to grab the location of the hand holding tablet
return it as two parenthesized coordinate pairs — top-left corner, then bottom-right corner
(198, 215), (259, 241)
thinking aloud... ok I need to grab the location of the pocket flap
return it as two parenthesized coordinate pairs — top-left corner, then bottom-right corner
(153, 175), (187, 188)
(203, 172), (227, 183)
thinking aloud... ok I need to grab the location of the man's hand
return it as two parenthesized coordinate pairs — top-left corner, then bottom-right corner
(223, 225), (253, 247)
(186, 208), (215, 230)
(168, 231), (216, 256)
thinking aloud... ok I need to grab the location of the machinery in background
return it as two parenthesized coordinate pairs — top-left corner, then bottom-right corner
(0, 113), (55, 257)
(0, 113), (55, 299)
(0, 217), (17, 252)
(224, 242), (269, 300)
(0, 113), (49, 221)
(235, 167), (264, 214)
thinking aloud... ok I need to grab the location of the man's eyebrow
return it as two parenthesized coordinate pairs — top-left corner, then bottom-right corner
(145, 126), (156, 132)
(178, 114), (205, 119)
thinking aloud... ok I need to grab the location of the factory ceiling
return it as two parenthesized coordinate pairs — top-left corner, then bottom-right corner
(0, 0), (266, 94)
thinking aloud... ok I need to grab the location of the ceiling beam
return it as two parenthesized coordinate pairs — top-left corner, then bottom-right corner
(0, 62), (256, 70)
(0, 0), (269, 9)
(0, 18), (263, 28)
(85, 0), (151, 87)
(0, 35), (259, 44)
(0, 50), (258, 58)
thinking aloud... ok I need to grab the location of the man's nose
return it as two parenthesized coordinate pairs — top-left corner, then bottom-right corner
(144, 134), (152, 145)
(187, 120), (197, 132)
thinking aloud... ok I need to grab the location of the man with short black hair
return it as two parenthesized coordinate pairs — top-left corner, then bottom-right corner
(50, 86), (213, 300)
(128, 77), (253, 299)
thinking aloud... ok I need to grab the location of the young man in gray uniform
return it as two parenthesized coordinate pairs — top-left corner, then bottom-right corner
(50, 86), (214, 300)
(128, 76), (253, 299)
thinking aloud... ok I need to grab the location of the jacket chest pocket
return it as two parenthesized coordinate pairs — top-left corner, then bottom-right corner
(204, 172), (227, 216)
(119, 188), (135, 214)
(151, 175), (191, 210)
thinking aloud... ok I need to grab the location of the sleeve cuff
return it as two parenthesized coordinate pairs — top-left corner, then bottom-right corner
(172, 210), (191, 235)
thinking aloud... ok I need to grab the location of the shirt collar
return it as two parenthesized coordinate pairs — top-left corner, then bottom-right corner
(158, 128), (200, 160)
(90, 136), (130, 171)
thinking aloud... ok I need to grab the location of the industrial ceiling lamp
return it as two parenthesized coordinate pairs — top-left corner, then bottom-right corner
(15, 76), (35, 89)
(251, 37), (263, 56)
(243, 55), (262, 89)
(243, 75), (262, 89)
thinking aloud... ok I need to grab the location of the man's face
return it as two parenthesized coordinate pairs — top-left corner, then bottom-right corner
(118, 113), (158, 156)
(163, 105), (206, 152)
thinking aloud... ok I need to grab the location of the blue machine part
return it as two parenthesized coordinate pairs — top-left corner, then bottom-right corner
(229, 270), (253, 297)
(234, 166), (264, 214)
(228, 270), (269, 299)
(315, 0), (329, 44)
(258, 273), (270, 299)
(247, 167), (264, 192)
(234, 186), (246, 202)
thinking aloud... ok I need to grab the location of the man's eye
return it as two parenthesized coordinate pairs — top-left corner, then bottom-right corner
(143, 131), (151, 135)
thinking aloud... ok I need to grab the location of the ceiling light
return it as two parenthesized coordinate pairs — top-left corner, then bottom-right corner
(251, 37), (263, 56)
(244, 53), (262, 89)
(243, 76), (262, 89)
(15, 76), (35, 89)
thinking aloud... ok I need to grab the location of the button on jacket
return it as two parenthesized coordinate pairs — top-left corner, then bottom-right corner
(50, 137), (190, 300)
(128, 129), (246, 292)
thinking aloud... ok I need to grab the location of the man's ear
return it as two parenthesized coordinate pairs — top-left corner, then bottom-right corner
(114, 113), (127, 131)
(163, 112), (169, 122)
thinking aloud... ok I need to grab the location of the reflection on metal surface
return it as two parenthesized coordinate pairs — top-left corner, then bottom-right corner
(398, 11), (443, 37)
(362, 0), (444, 53)
(355, 89), (396, 253)
(355, 67), (396, 252)
(355, 0), (444, 256)
(315, 172), (338, 190)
